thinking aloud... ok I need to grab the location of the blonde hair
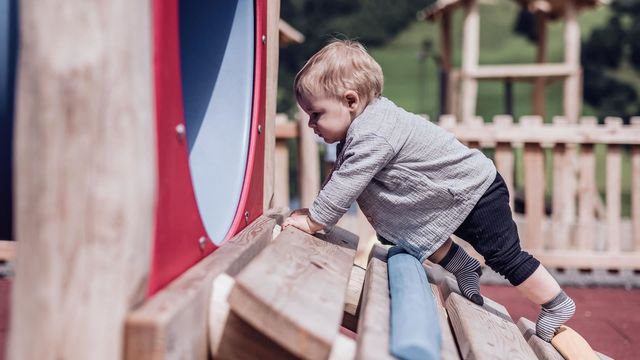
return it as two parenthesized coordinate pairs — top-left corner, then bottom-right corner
(294, 39), (384, 105)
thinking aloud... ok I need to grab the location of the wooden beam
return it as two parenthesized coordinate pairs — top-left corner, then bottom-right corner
(522, 116), (545, 250)
(527, 250), (640, 269)
(517, 317), (564, 360)
(355, 257), (394, 360)
(577, 117), (597, 250)
(632, 117), (640, 251)
(8, 1), (155, 358)
(563, 0), (582, 123)
(343, 264), (366, 332)
(468, 63), (574, 80)
(446, 292), (537, 359)
(460, 0), (479, 123)
(124, 215), (276, 360)
(605, 117), (622, 252)
(228, 227), (357, 359)
(429, 284), (461, 360)
(263, 0), (281, 210)
(551, 117), (574, 250)
(297, 108), (320, 208)
(551, 325), (599, 360)
(533, 14), (548, 117)
(493, 116), (515, 211)
(278, 19), (305, 46)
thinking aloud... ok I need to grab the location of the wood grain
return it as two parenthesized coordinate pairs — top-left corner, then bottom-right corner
(343, 264), (366, 332)
(355, 258), (394, 360)
(229, 227), (356, 359)
(9, 1), (155, 358)
(517, 317), (564, 360)
(125, 216), (275, 360)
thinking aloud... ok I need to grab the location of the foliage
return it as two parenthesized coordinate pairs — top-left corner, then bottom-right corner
(278, 0), (434, 112)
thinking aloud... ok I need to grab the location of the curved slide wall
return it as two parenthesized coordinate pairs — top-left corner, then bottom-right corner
(149, 0), (266, 294)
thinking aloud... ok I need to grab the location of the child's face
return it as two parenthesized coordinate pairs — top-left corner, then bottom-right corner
(298, 92), (360, 144)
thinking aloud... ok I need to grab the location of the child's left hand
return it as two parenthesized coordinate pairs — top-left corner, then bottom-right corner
(283, 210), (323, 234)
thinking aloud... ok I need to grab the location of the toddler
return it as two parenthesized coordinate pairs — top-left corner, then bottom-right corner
(282, 40), (575, 342)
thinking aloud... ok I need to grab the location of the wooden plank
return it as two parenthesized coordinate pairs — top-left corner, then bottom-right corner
(125, 215), (275, 360)
(343, 264), (366, 332)
(551, 116), (573, 250)
(446, 292), (537, 360)
(631, 117), (640, 251)
(563, 0), (582, 124)
(577, 117), (597, 250)
(275, 118), (299, 139)
(329, 334), (356, 360)
(263, 0), (281, 210)
(470, 63), (573, 80)
(533, 14), (547, 117)
(430, 284), (461, 360)
(439, 275), (513, 323)
(274, 139), (290, 207)
(605, 117), (622, 252)
(438, 122), (640, 145)
(297, 108), (320, 208)
(517, 317), (564, 360)
(494, 115), (515, 211)
(0, 240), (15, 261)
(522, 116), (545, 250)
(229, 227), (357, 360)
(551, 325), (599, 360)
(9, 1), (155, 358)
(460, 0), (479, 123)
(355, 258), (393, 360)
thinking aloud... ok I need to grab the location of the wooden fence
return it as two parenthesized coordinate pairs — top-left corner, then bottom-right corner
(441, 115), (640, 270)
(275, 113), (640, 271)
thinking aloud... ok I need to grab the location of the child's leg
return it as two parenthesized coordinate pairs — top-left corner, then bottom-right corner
(429, 238), (484, 306)
(454, 172), (575, 341)
(517, 265), (575, 342)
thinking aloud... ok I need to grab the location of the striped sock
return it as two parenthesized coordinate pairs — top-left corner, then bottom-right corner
(439, 242), (484, 306)
(536, 291), (576, 342)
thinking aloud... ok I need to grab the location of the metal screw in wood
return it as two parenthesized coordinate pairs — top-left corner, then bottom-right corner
(175, 124), (186, 142)
(198, 236), (207, 250)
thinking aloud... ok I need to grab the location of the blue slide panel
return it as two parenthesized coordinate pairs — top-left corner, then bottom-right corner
(179, 0), (254, 244)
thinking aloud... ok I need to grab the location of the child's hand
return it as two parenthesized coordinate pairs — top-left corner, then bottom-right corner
(283, 210), (323, 234)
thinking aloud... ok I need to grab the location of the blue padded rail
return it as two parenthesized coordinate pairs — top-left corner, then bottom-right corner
(179, 0), (254, 245)
(388, 246), (442, 360)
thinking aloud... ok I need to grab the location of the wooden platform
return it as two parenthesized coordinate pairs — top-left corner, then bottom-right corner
(122, 221), (613, 359)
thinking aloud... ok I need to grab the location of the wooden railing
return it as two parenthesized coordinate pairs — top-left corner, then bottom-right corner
(441, 115), (640, 270)
(275, 112), (640, 271)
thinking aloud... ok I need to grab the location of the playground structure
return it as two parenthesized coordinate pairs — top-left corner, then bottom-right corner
(418, 0), (601, 122)
(0, 0), (628, 359)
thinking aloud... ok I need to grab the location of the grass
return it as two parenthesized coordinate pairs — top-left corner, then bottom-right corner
(368, 1), (636, 216)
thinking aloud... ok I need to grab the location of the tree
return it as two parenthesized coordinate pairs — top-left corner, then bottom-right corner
(278, 0), (434, 112)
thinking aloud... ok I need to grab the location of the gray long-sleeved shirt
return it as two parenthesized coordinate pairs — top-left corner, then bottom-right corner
(308, 97), (496, 262)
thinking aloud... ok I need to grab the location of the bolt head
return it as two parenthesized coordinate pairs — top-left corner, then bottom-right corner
(262, 35), (266, 44)
(198, 236), (207, 250)
(175, 124), (186, 141)
(258, 125), (262, 134)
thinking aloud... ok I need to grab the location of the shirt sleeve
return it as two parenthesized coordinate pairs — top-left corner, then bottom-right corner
(309, 133), (396, 227)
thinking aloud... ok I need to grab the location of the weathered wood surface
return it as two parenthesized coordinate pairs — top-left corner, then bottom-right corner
(446, 292), (536, 360)
(343, 264), (366, 332)
(517, 317), (564, 360)
(551, 325), (599, 360)
(263, 0), (281, 210)
(460, 0), (479, 123)
(125, 215), (276, 360)
(229, 227), (357, 360)
(355, 257), (393, 360)
(522, 116), (545, 250)
(633, 117), (640, 251)
(9, 1), (155, 359)
(430, 283), (461, 360)
(297, 108), (320, 208)
(469, 63), (573, 80)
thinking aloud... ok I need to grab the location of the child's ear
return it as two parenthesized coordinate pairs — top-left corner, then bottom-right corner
(344, 90), (360, 112)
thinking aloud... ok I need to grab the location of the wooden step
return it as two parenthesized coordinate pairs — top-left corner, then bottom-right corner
(228, 227), (357, 360)
(517, 317), (564, 360)
(343, 264), (366, 332)
(124, 215), (276, 360)
(355, 257), (393, 360)
(429, 283), (461, 360)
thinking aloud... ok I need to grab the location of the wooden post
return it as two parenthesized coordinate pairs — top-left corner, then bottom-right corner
(9, 0), (155, 359)
(605, 117), (622, 252)
(440, 11), (452, 114)
(563, 0), (581, 124)
(263, 0), (281, 210)
(461, 0), (479, 123)
(493, 115), (515, 211)
(533, 14), (547, 117)
(551, 117), (573, 250)
(632, 117), (640, 251)
(297, 108), (320, 208)
(522, 116), (545, 251)
(274, 115), (293, 208)
(577, 117), (597, 251)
